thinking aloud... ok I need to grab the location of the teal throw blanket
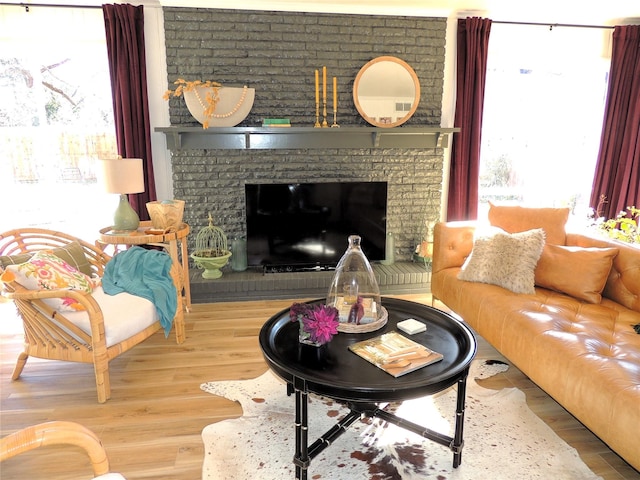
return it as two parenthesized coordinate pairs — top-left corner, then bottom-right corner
(103, 246), (177, 337)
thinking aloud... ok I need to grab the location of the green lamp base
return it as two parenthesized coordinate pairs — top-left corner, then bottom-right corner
(113, 194), (140, 232)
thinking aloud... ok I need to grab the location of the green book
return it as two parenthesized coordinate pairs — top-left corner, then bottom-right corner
(262, 118), (291, 125)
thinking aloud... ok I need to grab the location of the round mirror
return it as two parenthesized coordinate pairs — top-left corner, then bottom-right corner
(353, 56), (420, 128)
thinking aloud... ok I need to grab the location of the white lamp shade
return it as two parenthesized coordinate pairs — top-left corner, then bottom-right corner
(100, 158), (145, 194)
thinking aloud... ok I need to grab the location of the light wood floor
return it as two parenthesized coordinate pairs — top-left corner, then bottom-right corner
(1, 295), (638, 480)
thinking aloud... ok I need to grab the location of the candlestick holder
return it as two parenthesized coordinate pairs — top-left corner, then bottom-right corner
(331, 109), (339, 128)
(322, 99), (328, 127)
(315, 101), (321, 128)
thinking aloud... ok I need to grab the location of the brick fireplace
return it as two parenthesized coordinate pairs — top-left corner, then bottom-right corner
(162, 8), (447, 300)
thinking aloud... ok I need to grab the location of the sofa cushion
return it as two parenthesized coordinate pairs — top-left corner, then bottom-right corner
(64, 286), (159, 347)
(534, 245), (619, 303)
(488, 203), (569, 245)
(567, 233), (640, 314)
(458, 228), (545, 294)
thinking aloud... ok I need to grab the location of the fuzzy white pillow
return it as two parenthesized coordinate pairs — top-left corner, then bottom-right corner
(458, 228), (546, 294)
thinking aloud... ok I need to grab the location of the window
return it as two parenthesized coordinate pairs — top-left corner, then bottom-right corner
(479, 24), (610, 223)
(0, 6), (118, 240)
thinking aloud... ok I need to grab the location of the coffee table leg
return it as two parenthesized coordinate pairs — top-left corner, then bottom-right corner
(452, 367), (469, 468)
(293, 377), (309, 480)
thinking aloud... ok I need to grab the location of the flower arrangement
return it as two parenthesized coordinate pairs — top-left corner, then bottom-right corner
(600, 207), (639, 244)
(591, 195), (639, 245)
(163, 79), (222, 129)
(290, 302), (339, 346)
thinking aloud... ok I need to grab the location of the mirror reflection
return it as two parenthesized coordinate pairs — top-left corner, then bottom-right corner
(353, 56), (420, 128)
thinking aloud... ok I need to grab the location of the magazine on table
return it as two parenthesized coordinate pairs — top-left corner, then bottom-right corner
(348, 331), (443, 377)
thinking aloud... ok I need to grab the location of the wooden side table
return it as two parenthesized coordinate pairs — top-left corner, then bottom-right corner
(97, 221), (191, 311)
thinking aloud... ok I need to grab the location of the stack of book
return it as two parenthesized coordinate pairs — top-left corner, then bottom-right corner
(262, 118), (291, 127)
(349, 331), (443, 377)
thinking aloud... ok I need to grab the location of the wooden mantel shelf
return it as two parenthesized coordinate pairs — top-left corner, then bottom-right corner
(155, 126), (460, 150)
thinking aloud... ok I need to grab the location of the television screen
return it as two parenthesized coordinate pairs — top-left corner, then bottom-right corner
(245, 182), (387, 270)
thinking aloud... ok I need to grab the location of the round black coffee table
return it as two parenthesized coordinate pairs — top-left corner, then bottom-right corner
(259, 297), (477, 480)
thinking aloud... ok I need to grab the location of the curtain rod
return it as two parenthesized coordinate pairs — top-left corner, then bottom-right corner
(0, 2), (102, 10)
(492, 20), (614, 30)
(0, 2), (620, 29)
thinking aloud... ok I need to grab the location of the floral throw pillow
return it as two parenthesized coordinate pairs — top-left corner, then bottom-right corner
(5, 251), (96, 312)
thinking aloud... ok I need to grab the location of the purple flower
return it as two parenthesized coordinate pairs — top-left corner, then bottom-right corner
(302, 305), (339, 344)
(290, 303), (339, 345)
(290, 302), (312, 323)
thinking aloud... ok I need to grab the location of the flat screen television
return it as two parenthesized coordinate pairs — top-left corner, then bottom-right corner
(245, 182), (387, 271)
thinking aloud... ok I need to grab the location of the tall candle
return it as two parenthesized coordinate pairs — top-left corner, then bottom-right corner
(322, 66), (327, 103)
(315, 69), (319, 104)
(333, 76), (337, 111)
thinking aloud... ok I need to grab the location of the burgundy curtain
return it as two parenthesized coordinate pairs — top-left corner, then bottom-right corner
(103, 3), (156, 219)
(446, 17), (492, 221)
(590, 25), (640, 220)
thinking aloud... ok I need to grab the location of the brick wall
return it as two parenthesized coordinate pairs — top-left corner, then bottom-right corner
(163, 8), (447, 261)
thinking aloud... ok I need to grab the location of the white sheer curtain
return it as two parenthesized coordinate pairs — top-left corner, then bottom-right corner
(0, 5), (117, 241)
(478, 23), (611, 224)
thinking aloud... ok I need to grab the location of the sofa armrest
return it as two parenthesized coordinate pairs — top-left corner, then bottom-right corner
(432, 221), (476, 274)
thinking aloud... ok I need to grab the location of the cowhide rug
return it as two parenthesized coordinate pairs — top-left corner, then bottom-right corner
(201, 360), (601, 480)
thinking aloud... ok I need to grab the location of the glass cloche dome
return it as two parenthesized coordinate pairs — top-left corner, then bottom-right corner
(326, 235), (383, 328)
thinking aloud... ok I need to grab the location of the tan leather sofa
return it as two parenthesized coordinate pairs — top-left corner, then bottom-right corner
(432, 208), (640, 471)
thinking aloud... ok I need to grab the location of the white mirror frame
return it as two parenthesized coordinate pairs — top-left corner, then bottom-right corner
(353, 56), (421, 128)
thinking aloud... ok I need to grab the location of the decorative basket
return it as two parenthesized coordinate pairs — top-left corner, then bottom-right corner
(146, 200), (185, 232)
(337, 306), (388, 333)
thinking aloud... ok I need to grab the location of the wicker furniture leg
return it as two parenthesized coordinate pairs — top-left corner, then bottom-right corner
(92, 345), (110, 404)
(11, 352), (28, 380)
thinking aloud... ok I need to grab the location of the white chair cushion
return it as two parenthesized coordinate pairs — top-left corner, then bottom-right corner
(64, 286), (159, 347)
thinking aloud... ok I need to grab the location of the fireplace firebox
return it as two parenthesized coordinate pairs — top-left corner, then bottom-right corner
(245, 182), (387, 272)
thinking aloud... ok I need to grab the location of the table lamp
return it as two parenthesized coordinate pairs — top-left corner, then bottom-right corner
(100, 157), (145, 232)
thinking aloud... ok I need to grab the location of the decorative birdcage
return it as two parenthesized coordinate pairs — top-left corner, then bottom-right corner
(190, 214), (232, 279)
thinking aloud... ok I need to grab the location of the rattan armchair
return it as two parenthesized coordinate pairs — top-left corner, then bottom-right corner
(0, 228), (185, 403)
(0, 420), (125, 479)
